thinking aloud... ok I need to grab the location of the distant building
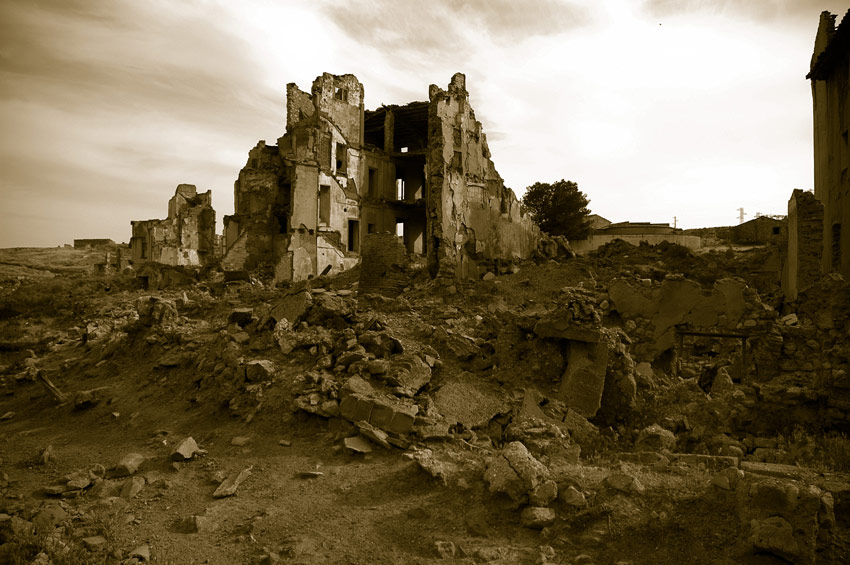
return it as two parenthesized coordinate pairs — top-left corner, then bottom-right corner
(130, 184), (216, 267)
(731, 216), (785, 245)
(586, 214), (611, 230)
(808, 9), (850, 279)
(571, 221), (700, 254)
(73, 239), (115, 248)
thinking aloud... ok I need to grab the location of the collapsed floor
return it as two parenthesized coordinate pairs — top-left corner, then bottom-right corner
(0, 240), (849, 564)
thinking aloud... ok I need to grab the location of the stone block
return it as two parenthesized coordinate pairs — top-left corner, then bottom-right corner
(339, 395), (374, 424)
(245, 360), (275, 382)
(559, 340), (608, 418)
(520, 507), (556, 529)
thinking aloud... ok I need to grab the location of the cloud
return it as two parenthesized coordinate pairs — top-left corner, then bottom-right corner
(642, 0), (849, 22)
(316, 0), (589, 60)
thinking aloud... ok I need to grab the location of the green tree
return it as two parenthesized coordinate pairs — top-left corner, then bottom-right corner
(521, 179), (592, 240)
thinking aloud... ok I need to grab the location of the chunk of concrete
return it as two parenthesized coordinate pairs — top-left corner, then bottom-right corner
(170, 437), (199, 461)
(520, 507), (556, 529)
(385, 354), (431, 393)
(634, 424), (676, 452)
(113, 453), (146, 477)
(749, 516), (799, 562)
(213, 467), (252, 498)
(559, 340), (609, 418)
(245, 360), (275, 382)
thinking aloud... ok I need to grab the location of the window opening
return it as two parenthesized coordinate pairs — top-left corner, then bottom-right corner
(348, 220), (360, 252)
(336, 144), (347, 174)
(368, 167), (377, 197)
(319, 185), (330, 225)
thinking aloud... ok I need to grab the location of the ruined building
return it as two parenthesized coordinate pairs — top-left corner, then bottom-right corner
(784, 10), (850, 298)
(221, 72), (540, 282)
(806, 9), (850, 280)
(130, 184), (216, 267)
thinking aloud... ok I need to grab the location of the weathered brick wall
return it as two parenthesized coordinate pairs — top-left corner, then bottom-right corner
(782, 189), (823, 300)
(358, 234), (408, 297)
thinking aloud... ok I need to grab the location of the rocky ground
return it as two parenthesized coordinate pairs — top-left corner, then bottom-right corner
(0, 242), (848, 564)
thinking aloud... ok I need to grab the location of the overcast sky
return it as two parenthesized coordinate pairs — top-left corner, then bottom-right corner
(1, 0), (847, 247)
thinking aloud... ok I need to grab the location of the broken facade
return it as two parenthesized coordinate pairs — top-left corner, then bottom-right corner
(807, 9), (850, 281)
(221, 72), (540, 282)
(130, 184), (216, 267)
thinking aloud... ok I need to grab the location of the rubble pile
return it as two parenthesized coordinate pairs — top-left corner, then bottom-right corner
(0, 240), (849, 564)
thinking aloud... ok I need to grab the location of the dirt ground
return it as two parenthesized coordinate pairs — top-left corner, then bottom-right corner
(0, 243), (848, 565)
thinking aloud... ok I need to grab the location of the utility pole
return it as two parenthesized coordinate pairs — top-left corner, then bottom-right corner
(737, 207), (746, 224)
(673, 216), (677, 228)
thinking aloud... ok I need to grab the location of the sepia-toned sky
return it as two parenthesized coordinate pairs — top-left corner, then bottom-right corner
(1, 0), (847, 247)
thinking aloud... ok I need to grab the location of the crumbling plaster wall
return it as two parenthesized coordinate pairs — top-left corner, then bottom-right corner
(607, 276), (771, 362)
(222, 142), (288, 272)
(224, 74), (366, 282)
(427, 73), (540, 281)
(130, 184), (215, 268)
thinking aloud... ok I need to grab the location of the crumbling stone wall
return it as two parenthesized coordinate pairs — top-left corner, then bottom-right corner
(731, 216), (785, 245)
(606, 275), (774, 370)
(809, 10), (850, 279)
(426, 73), (541, 282)
(782, 189), (823, 300)
(358, 233), (408, 297)
(223, 74), (364, 282)
(130, 184), (215, 267)
(222, 71), (541, 284)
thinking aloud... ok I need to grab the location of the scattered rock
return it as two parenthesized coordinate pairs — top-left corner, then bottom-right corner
(603, 472), (645, 494)
(484, 441), (550, 504)
(529, 480), (558, 506)
(40, 445), (53, 465)
(434, 540), (457, 558)
(711, 467), (744, 491)
(82, 535), (107, 550)
(343, 436), (373, 454)
(710, 367), (734, 396)
(213, 467), (252, 498)
(231, 436), (252, 447)
(357, 422), (392, 449)
(520, 507), (556, 529)
(404, 448), (457, 486)
(245, 360), (275, 382)
(560, 485), (587, 507)
(634, 425), (676, 452)
(750, 516), (799, 562)
(74, 389), (102, 410)
(174, 514), (210, 534)
(113, 453), (146, 477)
(121, 476), (146, 499)
(171, 437), (199, 461)
(129, 544), (151, 562)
